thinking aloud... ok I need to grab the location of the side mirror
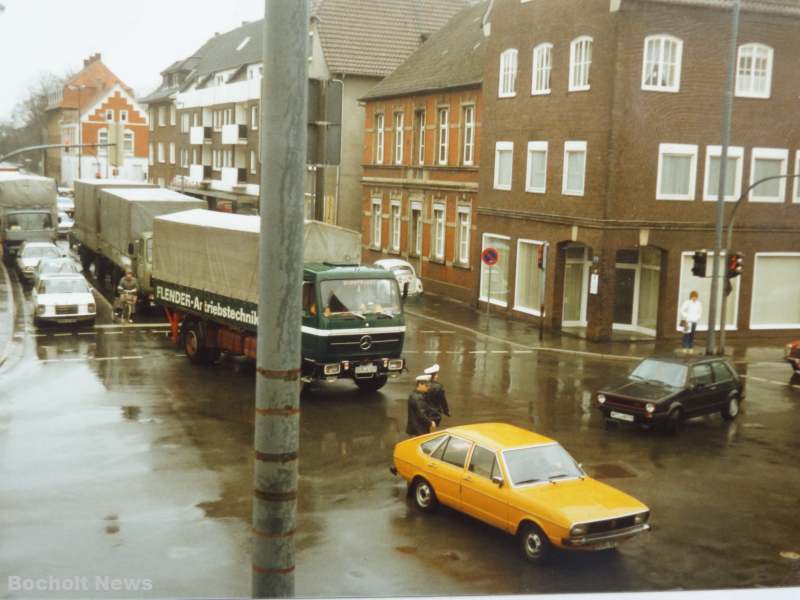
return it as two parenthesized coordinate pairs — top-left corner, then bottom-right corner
(491, 475), (504, 487)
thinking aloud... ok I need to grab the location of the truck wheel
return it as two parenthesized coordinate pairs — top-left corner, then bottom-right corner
(183, 321), (217, 365)
(355, 375), (388, 392)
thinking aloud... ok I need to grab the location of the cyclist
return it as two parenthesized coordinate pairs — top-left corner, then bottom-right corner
(117, 269), (139, 323)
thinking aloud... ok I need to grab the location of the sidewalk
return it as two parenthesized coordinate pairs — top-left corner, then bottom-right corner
(0, 261), (14, 367)
(405, 292), (791, 365)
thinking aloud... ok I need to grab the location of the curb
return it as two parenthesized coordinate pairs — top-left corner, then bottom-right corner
(0, 261), (15, 368)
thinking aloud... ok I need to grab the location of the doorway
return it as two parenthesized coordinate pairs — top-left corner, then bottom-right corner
(612, 248), (660, 336)
(562, 245), (590, 327)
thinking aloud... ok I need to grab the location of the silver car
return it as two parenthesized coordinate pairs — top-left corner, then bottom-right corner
(373, 258), (424, 296)
(32, 273), (96, 327)
(15, 242), (64, 283)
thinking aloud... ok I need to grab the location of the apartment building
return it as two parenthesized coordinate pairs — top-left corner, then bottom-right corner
(45, 54), (149, 186)
(361, 2), (485, 302)
(478, 0), (800, 340)
(141, 0), (468, 222)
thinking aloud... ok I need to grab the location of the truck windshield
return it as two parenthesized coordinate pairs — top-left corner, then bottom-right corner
(6, 212), (53, 231)
(320, 278), (401, 318)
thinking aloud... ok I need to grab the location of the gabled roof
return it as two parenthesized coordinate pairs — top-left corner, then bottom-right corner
(634, 0), (800, 16)
(362, 1), (487, 100)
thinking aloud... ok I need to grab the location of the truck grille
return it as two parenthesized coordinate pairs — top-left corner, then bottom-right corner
(55, 305), (78, 315)
(586, 515), (636, 534)
(327, 332), (403, 355)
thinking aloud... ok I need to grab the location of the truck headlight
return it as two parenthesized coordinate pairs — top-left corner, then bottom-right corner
(634, 511), (650, 525)
(36, 304), (46, 316)
(387, 359), (404, 371)
(645, 403), (655, 414)
(597, 394), (606, 405)
(88, 303), (96, 313)
(323, 363), (341, 375)
(570, 524), (588, 537)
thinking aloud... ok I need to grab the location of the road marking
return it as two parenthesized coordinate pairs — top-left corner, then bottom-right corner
(491, 350), (509, 354)
(120, 355), (144, 360)
(470, 350), (487, 354)
(445, 351), (461, 354)
(423, 350), (439, 354)
(438, 330), (455, 334)
(78, 332), (95, 336)
(53, 333), (72, 337)
(419, 330), (437, 334)
(31, 333), (48, 337)
(39, 357), (86, 363)
(513, 350), (534, 354)
(103, 331), (123, 335)
(404, 350), (418, 354)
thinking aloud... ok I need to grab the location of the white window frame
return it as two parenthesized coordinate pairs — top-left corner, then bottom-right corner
(735, 43), (773, 99)
(169, 142), (176, 165)
(513, 239), (548, 316)
(120, 110), (128, 122)
(375, 113), (385, 165)
(462, 105), (475, 166)
(562, 140), (587, 196)
(123, 130), (134, 156)
(181, 113), (190, 133)
(97, 128), (109, 156)
(750, 252), (800, 329)
(390, 201), (401, 252)
(371, 198), (382, 249)
(455, 206), (471, 266)
(499, 48), (518, 98)
(157, 142), (165, 164)
(158, 106), (166, 127)
(749, 147), (788, 203)
(493, 141), (514, 191)
(525, 141), (548, 193)
(105, 109), (114, 122)
(394, 112), (404, 165)
(410, 202), (423, 257)
(794, 151), (800, 204)
(656, 143), (698, 201)
(479, 233), (511, 307)
(437, 107), (449, 165)
(149, 109), (154, 132)
(641, 35), (683, 93)
(569, 36), (593, 92)
(417, 111), (426, 166)
(431, 203), (446, 261)
(148, 143), (154, 166)
(532, 43), (553, 96)
(250, 150), (257, 174)
(703, 145), (744, 202)
(170, 104), (176, 126)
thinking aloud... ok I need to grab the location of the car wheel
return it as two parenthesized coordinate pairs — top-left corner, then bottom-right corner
(518, 522), (551, 564)
(664, 408), (683, 435)
(354, 375), (388, 392)
(412, 477), (437, 513)
(721, 396), (740, 421)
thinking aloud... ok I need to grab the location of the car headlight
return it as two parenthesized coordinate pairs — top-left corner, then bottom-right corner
(570, 524), (588, 537)
(36, 304), (46, 316)
(634, 511), (650, 525)
(645, 403), (655, 414)
(88, 303), (96, 313)
(597, 394), (606, 405)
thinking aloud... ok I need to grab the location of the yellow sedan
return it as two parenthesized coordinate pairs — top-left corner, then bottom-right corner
(391, 423), (650, 563)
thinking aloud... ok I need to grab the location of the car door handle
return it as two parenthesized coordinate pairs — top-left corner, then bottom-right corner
(427, 463), (437, 469)
(463, 476), (472, 482)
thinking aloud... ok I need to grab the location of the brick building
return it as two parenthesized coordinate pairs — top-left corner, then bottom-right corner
(141, 0), (467, 221)
(478, 0), (800, 340)
(361, 2), (486, 302)
(45, 54), (149, 186)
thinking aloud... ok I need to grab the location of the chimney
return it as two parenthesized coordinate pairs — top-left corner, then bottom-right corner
(83, 53), (102, 68)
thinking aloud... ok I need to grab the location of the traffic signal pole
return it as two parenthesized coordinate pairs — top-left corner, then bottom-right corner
(706, 0), (740, 356)
(252, 1), (307, 597)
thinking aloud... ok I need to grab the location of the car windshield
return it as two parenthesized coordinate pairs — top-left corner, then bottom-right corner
(23, 245), (61, 259)
(391, 266), (414, 276)
(319, 278), (401, 318)
(39, 259), (80, 275)
(630, 359), (687, 387)
(502, 444), (583, 486)
(38, 278), (90, 294)
(6, 212), (53, 231)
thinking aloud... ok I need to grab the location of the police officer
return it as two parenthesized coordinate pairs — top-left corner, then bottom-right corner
(424, 364), (449, 426)
(406, 375), (439, 437)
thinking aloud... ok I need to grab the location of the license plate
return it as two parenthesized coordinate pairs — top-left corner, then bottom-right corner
(593, 541), (618, 551)
(610, 411), (634, 423)
(355, 364), (378, 375)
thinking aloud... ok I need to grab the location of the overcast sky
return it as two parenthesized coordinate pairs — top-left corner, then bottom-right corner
(0, 0), (264, 120)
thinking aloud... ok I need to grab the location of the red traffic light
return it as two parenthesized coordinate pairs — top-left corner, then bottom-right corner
(726, 252), (743, 278)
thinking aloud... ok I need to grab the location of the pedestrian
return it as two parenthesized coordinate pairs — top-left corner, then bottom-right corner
(679, 290), (702, 350)
(406, 375), (439, 437)
(424, 363), (449, 426)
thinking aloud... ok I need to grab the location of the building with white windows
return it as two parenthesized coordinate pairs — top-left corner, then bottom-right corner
(477, 0), (800, 340)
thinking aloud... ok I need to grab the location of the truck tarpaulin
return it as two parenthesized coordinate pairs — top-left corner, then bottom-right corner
(0, 172), (57, 210)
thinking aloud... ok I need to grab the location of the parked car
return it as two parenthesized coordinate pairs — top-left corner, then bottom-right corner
(57, 195), (75, 218)
(596, 354), (744, 433)
(784, 341), (800, 375)
(391, 423), (650, 563)
(33, 256), (83, 287)
(374, 258), (423, 296)
(32, 273), (96, 327)
(15, 241), (64, 282)
(57, 211), (74, 236)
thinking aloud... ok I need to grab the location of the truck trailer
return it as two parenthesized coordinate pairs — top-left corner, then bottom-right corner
(152, 209), (406, 391)
(0, 172), (58, 257)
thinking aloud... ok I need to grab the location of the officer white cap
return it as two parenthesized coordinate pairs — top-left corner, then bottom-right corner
(416, 374), (432, 383)
(424, 364), (440, 375)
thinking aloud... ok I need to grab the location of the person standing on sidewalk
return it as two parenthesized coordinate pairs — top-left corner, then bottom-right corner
(406, 375), (439, 437)
(680, 291), (702, 350)
(424, 363), (449, 426)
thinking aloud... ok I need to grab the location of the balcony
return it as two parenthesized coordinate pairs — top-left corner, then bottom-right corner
(189, 164), (212, 182)
(221, 167), (248, 187)
(190, 126), (212, 145)
(221, 124), (248, 145)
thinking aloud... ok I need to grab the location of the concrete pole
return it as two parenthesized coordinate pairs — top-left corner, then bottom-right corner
(252, 1), (307, 598)
(706, 0), (740, 355)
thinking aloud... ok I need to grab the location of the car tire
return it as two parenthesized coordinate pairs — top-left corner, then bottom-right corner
(354, 374), (388, 392)
(411, 477), (437, 513)
(664, 408), (683, 435)
(720, 396), (740, 421)
(518, 522), (551, 564)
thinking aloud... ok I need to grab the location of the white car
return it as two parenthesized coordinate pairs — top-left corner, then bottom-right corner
(57, 195), (75, 217)
(15, 242), (64, 283)
(373, 258), (423, 296)
(57, 211), (74, 236)
(33, 256), (83, 287)
(33, 273), (96, 327)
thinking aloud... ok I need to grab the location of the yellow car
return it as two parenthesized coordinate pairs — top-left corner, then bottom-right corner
(391, 423), (650, 563)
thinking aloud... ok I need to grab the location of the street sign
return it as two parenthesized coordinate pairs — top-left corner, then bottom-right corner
(482, 247), (499, 267)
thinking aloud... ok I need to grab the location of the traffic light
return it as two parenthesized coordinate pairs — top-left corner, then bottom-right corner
(691, 251), (707, 277)
(726, 251), (744, 279)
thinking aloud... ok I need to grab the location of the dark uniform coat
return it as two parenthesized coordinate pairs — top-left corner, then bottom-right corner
(427, 381), (449, 425)
(406, 390), (439, 436)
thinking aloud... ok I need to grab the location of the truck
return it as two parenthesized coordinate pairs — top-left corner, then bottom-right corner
(0, 172), (58, 257)
(96, 187), (205, 304)
(152, 209), (406, 391)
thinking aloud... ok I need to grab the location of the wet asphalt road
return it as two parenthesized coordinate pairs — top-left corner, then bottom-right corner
(1, 259), (800, 598)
